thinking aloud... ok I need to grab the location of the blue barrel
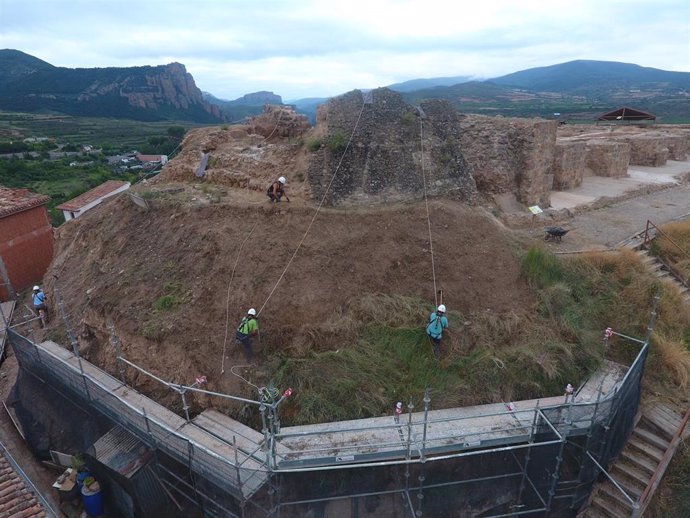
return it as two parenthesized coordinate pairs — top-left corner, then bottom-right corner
(81, 485), (104, 517)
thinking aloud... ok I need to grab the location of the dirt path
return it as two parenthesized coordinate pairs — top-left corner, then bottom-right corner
(534, 182), (690, 253)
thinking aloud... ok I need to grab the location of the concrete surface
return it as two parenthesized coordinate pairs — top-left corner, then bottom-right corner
(550, 160), (690, 211)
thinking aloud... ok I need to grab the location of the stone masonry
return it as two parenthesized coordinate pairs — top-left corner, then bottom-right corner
(458, 115), (557, 206)
(551, 142), (587, 190)
(307, 89), (477, 205)
(586, 141), (630, 177)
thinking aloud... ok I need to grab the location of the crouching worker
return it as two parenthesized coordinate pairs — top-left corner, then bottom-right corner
(267, 176), (290, 203)
(426, 304), (448, 360)
(236, 308), (259, 362)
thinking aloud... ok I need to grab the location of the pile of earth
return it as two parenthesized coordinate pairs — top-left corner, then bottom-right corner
(45, 182), (533, 417)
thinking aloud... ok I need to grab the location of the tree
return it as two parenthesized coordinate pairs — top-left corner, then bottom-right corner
(167, 125), (186, 141)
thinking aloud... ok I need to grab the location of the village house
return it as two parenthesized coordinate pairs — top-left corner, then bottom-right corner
(56, 180), (131, 222)
(136, 153), (168, 166)
(0, 187), (53, 299)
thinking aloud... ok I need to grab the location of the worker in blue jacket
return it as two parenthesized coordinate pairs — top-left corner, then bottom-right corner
(426, 304), (448, 359)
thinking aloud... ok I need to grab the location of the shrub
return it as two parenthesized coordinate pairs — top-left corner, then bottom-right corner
(154, 295), (180, 311)
(327, 130), (348, 153)
(306, 138), (322, 152)
(402, 111), (416, 124)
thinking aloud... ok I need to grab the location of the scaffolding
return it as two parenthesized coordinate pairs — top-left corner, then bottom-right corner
(3, 297), (656, 518)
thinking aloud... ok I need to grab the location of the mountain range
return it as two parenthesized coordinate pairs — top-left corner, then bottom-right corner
(0, 49), (222, 122)
(1, 49), (688, 123)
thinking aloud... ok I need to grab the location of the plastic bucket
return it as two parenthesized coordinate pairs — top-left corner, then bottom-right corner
(81, 485), (104, 517)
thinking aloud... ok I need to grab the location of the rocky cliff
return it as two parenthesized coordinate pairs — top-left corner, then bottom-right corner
(0, 50), (222, 122)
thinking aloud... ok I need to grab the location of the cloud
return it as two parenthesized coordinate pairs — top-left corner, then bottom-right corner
(1, 0), (687, 99)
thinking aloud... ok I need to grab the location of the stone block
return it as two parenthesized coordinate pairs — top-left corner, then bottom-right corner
(551, 142), (587, 190)
(458, 115), (557, 206)
(586, 141), (630, 177)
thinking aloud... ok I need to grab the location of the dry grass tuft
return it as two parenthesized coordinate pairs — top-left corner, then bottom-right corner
(350, 293), (428, 327)
(652, 332), (690, 389)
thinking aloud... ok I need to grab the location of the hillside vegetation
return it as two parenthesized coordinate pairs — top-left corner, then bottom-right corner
(42, 183), (690, 428)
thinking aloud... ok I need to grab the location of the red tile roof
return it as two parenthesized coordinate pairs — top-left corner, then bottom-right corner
(0, 188), (50, 219)
(0, 452), (46, 518)
(56, 180), (130, 212)
(136, 154), (166, 162)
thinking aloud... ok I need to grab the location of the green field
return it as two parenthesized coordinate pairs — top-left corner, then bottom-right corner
(0, 112), (220, 225)
(0, 111), (213, 148)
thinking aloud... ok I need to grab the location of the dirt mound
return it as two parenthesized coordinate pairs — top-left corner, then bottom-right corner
(46, 185), (532, 409)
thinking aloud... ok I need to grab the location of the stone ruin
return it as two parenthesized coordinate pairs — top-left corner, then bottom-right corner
(307, 89), (477, 205)
(161, 88), (690, 210)
(457, 115), (556, 206)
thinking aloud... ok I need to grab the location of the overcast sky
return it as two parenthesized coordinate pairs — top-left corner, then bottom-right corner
(1, 0), (688, 101)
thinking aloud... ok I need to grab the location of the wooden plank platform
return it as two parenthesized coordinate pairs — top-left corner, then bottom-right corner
(278, 361), (627, 468)
(39, 340), (73, 361)
(32, 340), (270, 499)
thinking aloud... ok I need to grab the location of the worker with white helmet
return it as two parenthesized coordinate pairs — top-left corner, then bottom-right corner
(267, 176), (290, 203)
(426, 304), (448, 360)
(32, 285), (48, 324)
(235, 308), (259, 361)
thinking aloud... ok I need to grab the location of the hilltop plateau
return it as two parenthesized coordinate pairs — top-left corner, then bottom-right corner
(39, 88), (690, 428)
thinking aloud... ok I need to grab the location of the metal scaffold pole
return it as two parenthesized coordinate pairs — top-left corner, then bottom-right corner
(546, 401), (573, 512)
(55, 286), (92, 402)
(514, 400), (540, 514)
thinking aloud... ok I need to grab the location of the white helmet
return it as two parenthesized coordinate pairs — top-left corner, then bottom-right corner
(278, 176), (286, 185)
(437, 304), (446, 313)
(33, 285), (40, 291)
(247, 308), (257, 316)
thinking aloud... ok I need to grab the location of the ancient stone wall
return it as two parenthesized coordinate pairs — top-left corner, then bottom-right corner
(307, 89), (477, 205)
(246, 105), (311, 139)
(619, 136), (669, 167)
(662, 135), (688, 161)
(551, 142), (587, 190)
(458, 115), (557, 206)
(586, 141), (630, 177)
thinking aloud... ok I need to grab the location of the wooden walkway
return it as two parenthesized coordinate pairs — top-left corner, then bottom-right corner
(34, 341), (269, 499)
(580, 402), (690, 517)
(277, 360), (626, 468)
(12, 336), (635, 502)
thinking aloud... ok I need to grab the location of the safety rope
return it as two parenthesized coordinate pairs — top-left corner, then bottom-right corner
(419, 114), (439, 307)
(229, 364), (261, 390)
(220, 221), (258, 374)
(262, 107), (284, 142)
(257, 97), (368, 316)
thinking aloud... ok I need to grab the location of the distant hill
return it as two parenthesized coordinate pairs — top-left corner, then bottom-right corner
(489, 60), (689, 96)
(202, 91), (283, 122)
(387, 75), (472, 93)
(287, 97), (330, 123)
(401, 60), (690, 122)
(0, 49), (223, 122)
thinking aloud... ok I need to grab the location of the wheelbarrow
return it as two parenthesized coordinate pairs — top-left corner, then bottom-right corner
(544, 226), (571, 242)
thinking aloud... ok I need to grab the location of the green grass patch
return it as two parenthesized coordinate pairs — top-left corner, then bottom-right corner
(327, 129), (348, 153)
(271, 249), (690, 426)
(153, 281), (186, 311)
(305, 137), (322, 152)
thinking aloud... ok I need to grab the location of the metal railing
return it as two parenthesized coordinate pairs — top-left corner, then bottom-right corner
(641, 221), (689, 287)
(6, 308), (654, 515)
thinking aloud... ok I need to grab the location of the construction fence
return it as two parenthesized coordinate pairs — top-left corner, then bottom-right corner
(6, 326), (649, 518)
